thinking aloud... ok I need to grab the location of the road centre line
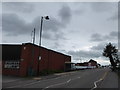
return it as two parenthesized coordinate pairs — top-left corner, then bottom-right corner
(43, 76), (81, 90)
(44, 79), (72, 89)
(91, 71), (109, 90)
(67, 79), (71, 83)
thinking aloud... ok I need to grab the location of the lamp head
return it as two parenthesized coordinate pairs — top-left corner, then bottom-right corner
(45, 16), (49, 20)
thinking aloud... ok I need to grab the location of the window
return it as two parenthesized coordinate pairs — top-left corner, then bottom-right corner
(4, 61), (20, 69)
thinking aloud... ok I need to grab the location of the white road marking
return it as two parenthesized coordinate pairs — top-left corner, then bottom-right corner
(67, 79), (71, 83)
(91, 71), (108, 90)
(91, 79), (103, 90)
(7, 74), (70, 88)
(43, 79), (71, 90)
(42, 76), (81, 90)
(7, 71), (81, 88)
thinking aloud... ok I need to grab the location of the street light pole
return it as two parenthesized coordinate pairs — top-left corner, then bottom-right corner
(38, 16), (49, 76)
(39, 16), (43, 47)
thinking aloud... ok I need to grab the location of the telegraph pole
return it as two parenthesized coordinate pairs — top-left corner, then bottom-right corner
(33, 28), (35, 44)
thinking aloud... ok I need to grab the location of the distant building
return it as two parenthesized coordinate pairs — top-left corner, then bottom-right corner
(75, 59), (98, 69)
(88, 59), (98, 68)
(2, 43), (71, 76)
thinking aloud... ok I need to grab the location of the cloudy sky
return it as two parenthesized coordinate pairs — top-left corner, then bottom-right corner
(1, 1), (118, 65)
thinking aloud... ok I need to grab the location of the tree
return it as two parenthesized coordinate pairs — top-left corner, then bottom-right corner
(103, 43), (118, 71)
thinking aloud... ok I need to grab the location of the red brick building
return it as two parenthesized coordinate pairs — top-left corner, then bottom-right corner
(2, 43), (71, 76)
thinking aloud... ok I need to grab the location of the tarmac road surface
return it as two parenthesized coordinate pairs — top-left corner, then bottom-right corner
(2, 68), (119, 89)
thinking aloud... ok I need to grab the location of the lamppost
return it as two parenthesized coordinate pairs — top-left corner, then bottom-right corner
(38, 16), (49, 75)
(39, 16), (49, 47)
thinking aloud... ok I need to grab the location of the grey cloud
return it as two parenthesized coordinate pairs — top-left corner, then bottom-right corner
(31, 16), (63, 32)
(90, 2), (118, 22)
(2, 2), (34, 13)
(59, 5), (72, 23)
(90, 31), (118, 42)
(54, 32), (67, 40)
(91, 42), (118, 52)
(2, 13), (67, 41)
(43, 17), (64, 32)
(103, 31), (118, 40)
(2, 13), (31, 36)
(91, 43), (105, 51)
(2, 5), (73, 41)
(107, 2), (118, 21)
(90, 2), (116, 12)
(0, 14), (1, 28)
(30, 16), (67, 41)
(72, 3), (89, 15)
(52, 42), (61, 49)
(42, 31), (66, 41)
(67, 42), (118, 61)
(42, 32), (52, 40)
(2, 4), (72, 41)
(90, 42), (112, 51)
(109, 31), (118, 37)
(90, 33), (103, 42)
(119, 31), (120, 48)
(67, 50), (101, 60)
(108, 12), (118, 21)
(49, 41), (66, 52)
(74, 9), (85, 15)
(71, 2), (115, 16)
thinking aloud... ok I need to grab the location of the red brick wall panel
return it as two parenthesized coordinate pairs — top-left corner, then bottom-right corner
(2, 61), (20, 76)
(2, 43), (71, 76)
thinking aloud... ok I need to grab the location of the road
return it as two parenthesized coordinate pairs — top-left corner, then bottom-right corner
(2, 68), (119, 89)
